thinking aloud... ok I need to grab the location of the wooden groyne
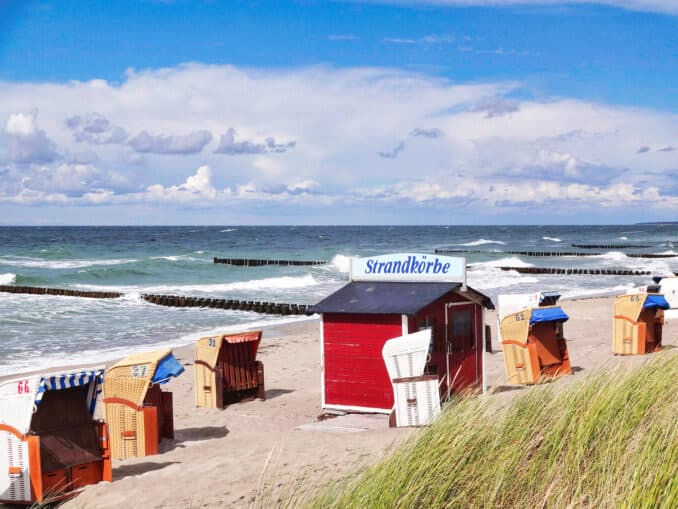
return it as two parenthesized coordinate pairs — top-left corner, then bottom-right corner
(434, 249), (675, 259)
(571, 243), (653, 249)
(0, 285), (122, 298)
(214, 257), (328, 266)
(141, 293), (310, 315)
(496, 267), (672, 276)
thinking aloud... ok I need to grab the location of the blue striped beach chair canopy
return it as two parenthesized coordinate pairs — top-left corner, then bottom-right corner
(34, 368), (105, 415)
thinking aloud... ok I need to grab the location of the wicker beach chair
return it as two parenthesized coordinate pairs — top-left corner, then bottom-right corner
(0, 368), (110, 504)
(103, 349), (184, 460)
(194, 331), (265, 409)
(613, 293), (669, 355)
(500, 306), (572, 385)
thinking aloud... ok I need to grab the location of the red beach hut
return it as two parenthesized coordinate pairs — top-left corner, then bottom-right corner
(309, 253), (494, 414)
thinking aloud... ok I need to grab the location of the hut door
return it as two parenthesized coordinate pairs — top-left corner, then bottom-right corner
(446, 305), (477, 391)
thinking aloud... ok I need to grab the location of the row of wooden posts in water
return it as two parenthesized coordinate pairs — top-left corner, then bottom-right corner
(434, 249), (675, 259)
(496, 267), (668, 276)
(214, 257), (328, 266)
(0, 285), (122, 298)
(0, 285), (309, 314)
(141, 293), (309, 314)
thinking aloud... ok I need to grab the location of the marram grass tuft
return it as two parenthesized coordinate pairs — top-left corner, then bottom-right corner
(299, 355), (677, 509)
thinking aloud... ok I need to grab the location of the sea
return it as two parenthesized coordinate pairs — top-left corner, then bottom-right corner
(1, 225), (676, 377)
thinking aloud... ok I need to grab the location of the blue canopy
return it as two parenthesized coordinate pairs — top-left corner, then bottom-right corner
(152, 353), (185, 384)
(643, 294), (670, 310)
(530, 307), (569, 324)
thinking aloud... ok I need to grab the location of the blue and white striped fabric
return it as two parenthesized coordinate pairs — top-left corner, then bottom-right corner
(35, 369), (105, 415)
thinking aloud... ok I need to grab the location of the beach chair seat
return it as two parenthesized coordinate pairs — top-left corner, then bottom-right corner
(194, 331), (265, 408)
(103, 349), (184, 460)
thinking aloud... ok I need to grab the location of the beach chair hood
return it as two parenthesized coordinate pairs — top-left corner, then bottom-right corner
(500, 306), (568, 344)
(105, 349), (184, 406)
(615, 293), (669, 324)
(0, 368), (104, 436)
(195, 331), (262, 370)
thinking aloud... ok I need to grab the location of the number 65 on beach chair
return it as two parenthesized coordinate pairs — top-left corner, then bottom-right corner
(103, 350), (184, 461)
(194, 331), (265, 409)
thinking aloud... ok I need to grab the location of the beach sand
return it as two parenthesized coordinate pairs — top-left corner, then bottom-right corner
(8, 296), (675, 508)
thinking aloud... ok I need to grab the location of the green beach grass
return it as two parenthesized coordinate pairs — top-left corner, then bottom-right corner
(301, 355), (677, 509)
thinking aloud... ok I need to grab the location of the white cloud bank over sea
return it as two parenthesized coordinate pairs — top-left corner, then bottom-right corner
(0, 64), (676, 223)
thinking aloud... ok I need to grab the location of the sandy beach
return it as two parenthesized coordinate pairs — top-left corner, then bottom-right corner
(3, 296), (674, 508)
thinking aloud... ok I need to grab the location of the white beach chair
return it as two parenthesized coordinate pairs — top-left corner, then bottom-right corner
(381, 329), (432, 380)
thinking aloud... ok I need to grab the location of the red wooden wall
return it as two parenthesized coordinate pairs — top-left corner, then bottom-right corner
(323, 313), (402, 411)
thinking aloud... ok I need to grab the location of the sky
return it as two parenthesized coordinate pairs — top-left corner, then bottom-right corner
(0, 0), (676, 225)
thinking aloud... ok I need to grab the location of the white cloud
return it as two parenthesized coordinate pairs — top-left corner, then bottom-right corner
(3, 111), (58, 163)
(0, 63), (675, 221)
(6, 112), (37, 136)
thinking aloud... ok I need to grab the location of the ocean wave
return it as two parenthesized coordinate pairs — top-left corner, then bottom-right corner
(0, 273), (16, 285)
(0, 258), (138, 269)
(542, 236), (562, 242)
(220, 228), (237, 233)
(470, 256), (534, 268)
(467, 266), (539, 289)
(617, 236), (628, 240)
(560, 284), (634, 300)
(328, 254), (351, 273)
(458, 239), (506, 246)
(150, 255), (204, 262)
(590, 251), (676, 274)
(73, 273), (320, 294)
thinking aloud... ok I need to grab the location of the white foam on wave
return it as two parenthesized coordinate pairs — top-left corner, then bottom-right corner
(618, 236), (628, 240)
(0, 258), (138, 269)
(589, 251), (675, 275)
(150, 255), (202, 262)
(458, 239), (506, 246)
(328, 254), (351, 274)
(72, 273), (320, 294)
(560, 284), (634, 300)
(467, 266), (539, 289)
(470, 256), (535, 268)
(220, 228), (237, 233)
(542, 236), (562, 242)
(0, 273), (16, 285)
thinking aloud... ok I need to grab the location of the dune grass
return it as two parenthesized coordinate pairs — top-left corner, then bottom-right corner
(302, 355), (677, 509)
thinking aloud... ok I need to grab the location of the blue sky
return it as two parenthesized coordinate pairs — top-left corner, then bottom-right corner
(0, 0), (676, 224)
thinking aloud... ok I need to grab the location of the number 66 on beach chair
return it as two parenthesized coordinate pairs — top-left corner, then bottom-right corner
(103, 350), (184, 460)
(194, 331), (265, 409)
